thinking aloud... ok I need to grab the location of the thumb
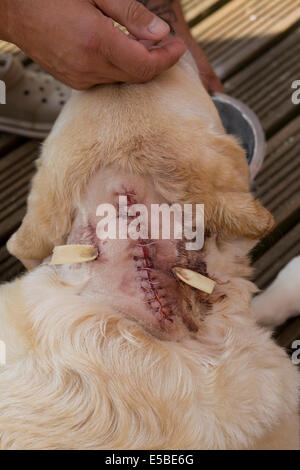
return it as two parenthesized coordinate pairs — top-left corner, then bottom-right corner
(97, 0), (170, 40)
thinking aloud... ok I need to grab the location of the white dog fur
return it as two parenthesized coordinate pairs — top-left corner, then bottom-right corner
(0, 53), (298, 449)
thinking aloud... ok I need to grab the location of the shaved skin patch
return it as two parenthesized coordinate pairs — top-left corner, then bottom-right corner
(63, 170), (214, 340)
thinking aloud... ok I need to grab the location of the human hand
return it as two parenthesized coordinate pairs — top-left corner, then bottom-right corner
(2, 0), (187, 89)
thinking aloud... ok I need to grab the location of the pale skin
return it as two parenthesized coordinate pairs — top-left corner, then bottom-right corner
(0, 0), (222, 93)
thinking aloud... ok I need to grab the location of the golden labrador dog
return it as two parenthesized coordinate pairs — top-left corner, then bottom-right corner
(0, 53), (299, 449)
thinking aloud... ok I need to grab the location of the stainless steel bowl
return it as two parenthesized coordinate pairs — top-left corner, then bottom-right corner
(212, 93), (265, 181)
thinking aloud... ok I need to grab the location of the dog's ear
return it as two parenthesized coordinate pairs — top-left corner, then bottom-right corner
(209, 191), (275, 239)
(7, 155), (74, 269)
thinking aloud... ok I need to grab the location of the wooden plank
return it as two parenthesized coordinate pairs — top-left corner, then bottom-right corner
(0, 140), (39, 173)
(0, 151), (36, 191)
(0, 168), (34, 223)
(251, 117), (300, 284)
(256, 118), (300, 180)
(0, 141), (39, 242)
(224, 29), (300, 134)
(275, 316), (300, 351)
(0, 244), (23, 283)
(191, 0), (300, 80)
(0, 133), (25, 158)
(182, 0), (224, 24)
(253, 222), (300, 289)
(0, 206), (27, 245)
(253, 117), (300, 227)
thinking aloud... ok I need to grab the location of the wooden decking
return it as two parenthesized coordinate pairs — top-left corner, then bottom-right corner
(0, 0), (300, 350)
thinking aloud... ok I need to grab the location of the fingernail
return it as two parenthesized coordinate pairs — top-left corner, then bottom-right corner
(147, 17), (170, 37)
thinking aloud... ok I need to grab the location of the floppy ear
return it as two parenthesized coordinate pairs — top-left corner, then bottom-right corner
(210, 191), (275, 239)
(7, 155), (75, 269)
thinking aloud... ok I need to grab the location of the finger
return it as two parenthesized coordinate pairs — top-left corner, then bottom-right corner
(100, 21), (187, 82)
(94, 61), (137, 84)
(133, 36), (187, 82)
(96, 0), (170, 40)
(73, 65), (135, 88)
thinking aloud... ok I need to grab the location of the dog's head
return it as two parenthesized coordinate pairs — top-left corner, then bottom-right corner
(7, 52), (274, 339)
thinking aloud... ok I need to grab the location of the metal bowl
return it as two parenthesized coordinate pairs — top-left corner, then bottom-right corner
(212, 93), (265, 181)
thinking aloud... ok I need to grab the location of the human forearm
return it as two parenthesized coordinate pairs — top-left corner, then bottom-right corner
(0, 0), (13, 42)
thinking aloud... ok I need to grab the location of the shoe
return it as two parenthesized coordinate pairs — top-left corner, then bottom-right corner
(0, 53), (71, 139)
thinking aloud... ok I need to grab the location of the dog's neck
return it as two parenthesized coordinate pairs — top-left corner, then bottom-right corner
(53, 167), (256, 342)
